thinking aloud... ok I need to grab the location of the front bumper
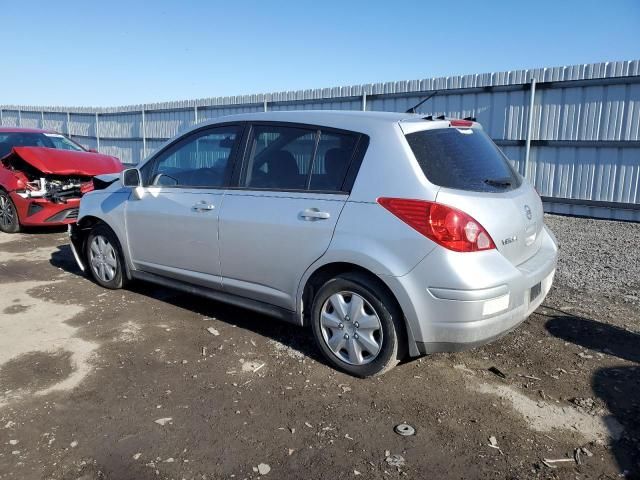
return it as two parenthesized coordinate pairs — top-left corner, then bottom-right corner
(11, 192), (80, 226)
(382, 225), (558, 354)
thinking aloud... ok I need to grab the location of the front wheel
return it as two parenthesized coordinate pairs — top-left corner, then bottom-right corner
(310, 273), (404, 377)
(85, 225), (125, 289)
(0, 191), (20, 233)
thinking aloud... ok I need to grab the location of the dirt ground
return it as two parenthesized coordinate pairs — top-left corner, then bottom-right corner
(0, 215), (638, 480)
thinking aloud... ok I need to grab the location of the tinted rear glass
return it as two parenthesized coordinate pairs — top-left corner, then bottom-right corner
(405, 127), (521, 192)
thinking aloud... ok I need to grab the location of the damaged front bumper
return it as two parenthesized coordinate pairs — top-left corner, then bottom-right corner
(68, 223), (86, 272)
(11, 192), (80, 226)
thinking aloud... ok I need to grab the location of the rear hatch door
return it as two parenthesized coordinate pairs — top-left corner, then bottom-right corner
(402, 122), (543, 266)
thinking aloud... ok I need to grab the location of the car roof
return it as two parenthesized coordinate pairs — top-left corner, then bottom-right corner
(206, 110), (423, 131)
(0, 127), (53, 134)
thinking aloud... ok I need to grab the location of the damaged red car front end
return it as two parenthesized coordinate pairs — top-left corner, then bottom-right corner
(0, 139), (123, 232)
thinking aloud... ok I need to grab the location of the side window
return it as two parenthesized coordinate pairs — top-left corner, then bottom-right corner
(149, 126), (240, 187)
(243, 125), (316, 190)
(309, 131), (357, 191)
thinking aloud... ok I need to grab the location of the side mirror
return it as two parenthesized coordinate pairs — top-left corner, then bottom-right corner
(121, 168), (142, 187)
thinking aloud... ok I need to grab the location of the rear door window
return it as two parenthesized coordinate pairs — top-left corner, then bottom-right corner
(309, 131), (357, 191)
(241, 125), (361, 192)
(405, 127), (521, 192)
(243, 125), (316, 190)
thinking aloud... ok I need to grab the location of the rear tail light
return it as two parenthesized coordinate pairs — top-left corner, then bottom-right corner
(377, 198), (495, 252)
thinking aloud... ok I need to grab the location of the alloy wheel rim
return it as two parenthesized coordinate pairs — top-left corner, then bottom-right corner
(89, 235), (118, 282)
(320, 291), (383, 365)
(0, 195), (15, 227)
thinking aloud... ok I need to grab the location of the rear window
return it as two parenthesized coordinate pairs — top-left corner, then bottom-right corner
(405, 127), (521, 192)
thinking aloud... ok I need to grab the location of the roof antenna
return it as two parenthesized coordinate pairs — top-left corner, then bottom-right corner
(405, 90), (438, 114)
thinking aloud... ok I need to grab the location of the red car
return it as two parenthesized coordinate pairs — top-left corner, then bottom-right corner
(0, 128), (123, 233)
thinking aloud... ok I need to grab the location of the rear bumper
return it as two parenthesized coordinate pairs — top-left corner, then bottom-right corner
(382, 225), (558, 353)
(11, 192), (80, 226)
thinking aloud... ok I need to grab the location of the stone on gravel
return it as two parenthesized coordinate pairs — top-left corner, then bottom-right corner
(385, 454), (405, 467)
(207, 327), (220, 336)
(154, 417), (173, 426)
(257, 463), (271, 475)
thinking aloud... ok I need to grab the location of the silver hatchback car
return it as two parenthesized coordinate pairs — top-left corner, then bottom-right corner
(70, 111), (557, 377)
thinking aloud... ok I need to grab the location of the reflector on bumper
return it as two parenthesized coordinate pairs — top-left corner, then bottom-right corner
(482, 294), (510, 316)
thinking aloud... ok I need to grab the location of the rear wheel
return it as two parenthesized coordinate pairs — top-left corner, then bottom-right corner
(85, 225), (125, 289)
(0, 190), (20, 233)
(311, 273), (404, 377)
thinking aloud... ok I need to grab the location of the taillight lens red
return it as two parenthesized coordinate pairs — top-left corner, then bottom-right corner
(377, 198), (496, 252)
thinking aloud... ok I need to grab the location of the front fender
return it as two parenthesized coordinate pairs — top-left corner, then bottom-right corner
(76, 189), (132, 273)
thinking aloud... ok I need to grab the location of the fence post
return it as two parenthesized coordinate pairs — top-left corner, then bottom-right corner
(17, 109), (22, 126)
(524, 78), (537, 179)
(362, 93), (367, 111)
(66, 112), (71, 136)
(0, 108), (3, 126)
(41, 110), (45, 129)
(141, 106), (147, 159)
(194, 105), (198, 124)
(264, 99), (268, 112)
(95, 112), (100, 150)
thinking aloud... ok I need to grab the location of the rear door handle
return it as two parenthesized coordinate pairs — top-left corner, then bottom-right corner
(300, 208), (330, 221)
(192, 201), (215, 212)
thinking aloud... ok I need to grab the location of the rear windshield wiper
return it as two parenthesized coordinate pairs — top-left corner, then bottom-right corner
(484, 178), (512, 188)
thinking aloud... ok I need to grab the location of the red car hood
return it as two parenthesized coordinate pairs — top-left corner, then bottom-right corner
(11, 147), (123, 176)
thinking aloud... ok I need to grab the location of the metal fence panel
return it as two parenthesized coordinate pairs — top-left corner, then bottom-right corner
(99, 112), (143, 139)
(99, 138), (144, 165)
(68, 113), (97, 137)
(2, 60), (639, 221)
(42, 112), (68, 133)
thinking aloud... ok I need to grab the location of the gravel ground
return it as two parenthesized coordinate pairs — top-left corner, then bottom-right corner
(544, 214), (640, 302)
(0, 214), (638, 480)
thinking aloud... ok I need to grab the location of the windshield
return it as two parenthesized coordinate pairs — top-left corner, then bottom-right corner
(405, 127), (521, 192)
(0, 132), (85, 158)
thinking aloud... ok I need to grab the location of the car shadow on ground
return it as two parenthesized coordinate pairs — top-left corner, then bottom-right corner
(134, 280), (330, 366)
(50, 243), (83, 274)
(22, 225), (67, 235)
(544, 309), (640, 477)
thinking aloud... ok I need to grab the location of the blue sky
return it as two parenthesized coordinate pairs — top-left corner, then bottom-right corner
(2, 0), (638, 107)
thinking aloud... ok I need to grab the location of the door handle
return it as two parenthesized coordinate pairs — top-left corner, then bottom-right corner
(192, 201), (215, 212)
(299, 208), (330, 221)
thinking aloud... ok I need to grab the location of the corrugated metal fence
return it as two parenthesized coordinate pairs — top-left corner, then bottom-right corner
(2, 60), (639, 221)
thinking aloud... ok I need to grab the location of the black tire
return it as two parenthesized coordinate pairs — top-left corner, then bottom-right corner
(0, 190), (21, 233)
(310, 272), (405, 377)
(85, 224), (126, 289)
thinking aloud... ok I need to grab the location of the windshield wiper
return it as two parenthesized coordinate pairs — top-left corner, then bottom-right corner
(484, 178), (512, 188)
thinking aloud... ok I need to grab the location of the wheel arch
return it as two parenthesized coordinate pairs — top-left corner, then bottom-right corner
(74, 215), (133, 280)
(299, 260), (421, 357)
